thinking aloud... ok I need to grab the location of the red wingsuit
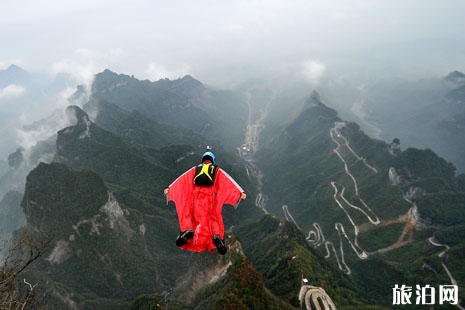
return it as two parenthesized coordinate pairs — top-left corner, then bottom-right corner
(167, 166), (244, 253)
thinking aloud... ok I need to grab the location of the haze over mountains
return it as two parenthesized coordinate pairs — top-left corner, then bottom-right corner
(1, 66), (464, 308)
(2, 64), (464, 173)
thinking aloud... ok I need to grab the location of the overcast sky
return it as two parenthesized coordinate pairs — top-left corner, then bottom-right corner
(1, 0), (465, 86)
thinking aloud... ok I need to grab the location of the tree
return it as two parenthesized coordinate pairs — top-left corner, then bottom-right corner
(0, 228), (48, 309)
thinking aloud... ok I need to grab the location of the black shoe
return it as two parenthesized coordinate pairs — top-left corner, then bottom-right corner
(176, 230), (194, 247)
(213, 235), (227, 255)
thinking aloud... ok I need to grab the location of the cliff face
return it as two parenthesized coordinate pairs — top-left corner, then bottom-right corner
(17, 105), (190, 308)
(21, 162), (168, 308)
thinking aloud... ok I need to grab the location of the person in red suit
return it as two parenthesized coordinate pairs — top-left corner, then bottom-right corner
(164, 151), (246, 255)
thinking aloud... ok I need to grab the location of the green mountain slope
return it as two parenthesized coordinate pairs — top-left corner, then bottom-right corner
(132, 216), (370, 309)
(234, 215), (369, 308)
(87, 69), (248, 153)
(16, 97), (262, 308)
(21, 162), (170, 308)
(85, 99), (203, 149)
(256, 90), (465, 307)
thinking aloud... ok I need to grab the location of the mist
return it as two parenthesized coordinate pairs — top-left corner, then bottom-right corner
(0, 66), (93, 160)
(1, 0), (465, 166)
(2, 1), (465, 83)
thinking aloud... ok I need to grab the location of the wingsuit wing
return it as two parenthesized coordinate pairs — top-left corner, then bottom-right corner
(167, 167), (196, 233)
(167, 167), (244, 253)
(210, 168), (244, 239)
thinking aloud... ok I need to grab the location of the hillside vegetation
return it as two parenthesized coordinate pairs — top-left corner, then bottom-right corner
(2, 69), (463, 309)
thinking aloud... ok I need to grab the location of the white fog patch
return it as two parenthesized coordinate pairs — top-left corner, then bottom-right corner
(301, 60), (326, 85)
(349, 84), (382, 139)
(65, 107), (79, 127)
(146, 62), (192, 81)
(0, 84), (25, 100)
(79, 115), (91, 139)
(13, 75), (92, 162)
(16, 106), (71, 152)
(51, 49), (99, 90)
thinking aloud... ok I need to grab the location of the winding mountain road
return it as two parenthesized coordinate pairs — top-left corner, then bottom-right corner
(239, 85), (277, 214)
(288, 122), (416, 275)
(299, 284), (337, 310)
(427, 237), (465, 310)
(238, 91), (463, 309)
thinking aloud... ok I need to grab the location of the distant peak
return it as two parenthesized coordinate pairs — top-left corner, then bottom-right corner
(102, 68), (113, 73)
(170, 74), (205, 94)
(305, 90), (324, 107)
(303, 90), (338, 118)
(0, 64), (30, 82)
(8, 64), (23, 71)
(175, 74), (202, 85)
(445, 70), (465, 83)
(310, 90), (322, 102)
(96, 69), (129, 79)
(2, 64), (28, 75)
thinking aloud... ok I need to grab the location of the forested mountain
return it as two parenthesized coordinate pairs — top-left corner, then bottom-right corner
(87, 69), (248, 154)
(256, 90), (465, 307)
(2, 68), (464, 309)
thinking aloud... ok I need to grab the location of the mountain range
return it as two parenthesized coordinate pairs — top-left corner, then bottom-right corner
(1, 67), (464, 309)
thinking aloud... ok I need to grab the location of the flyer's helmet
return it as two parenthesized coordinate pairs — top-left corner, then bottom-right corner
(202, 151), (216, 164)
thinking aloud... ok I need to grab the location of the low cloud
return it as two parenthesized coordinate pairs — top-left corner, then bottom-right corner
(301, 60), (326, 85)
(0, 50), (101, 159)
(146, 62), (192, 81)
(51, 50), (99, 92)
(0, 84), (26, 100)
